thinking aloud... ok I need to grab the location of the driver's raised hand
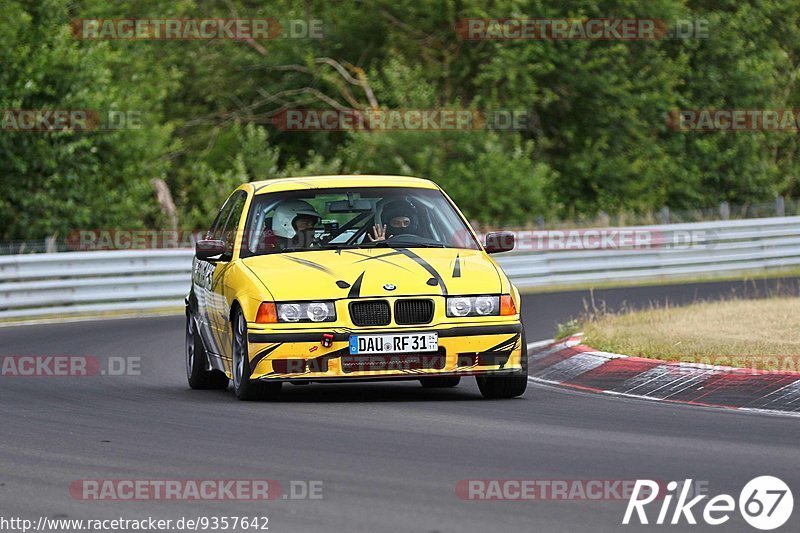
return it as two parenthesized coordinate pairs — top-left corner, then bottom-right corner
(368, 224), (387, 242)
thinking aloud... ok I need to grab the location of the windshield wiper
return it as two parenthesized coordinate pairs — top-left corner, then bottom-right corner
(360, 241), (446, 248)
(320, 243), (361, 250)
(388, 241), (446, 248)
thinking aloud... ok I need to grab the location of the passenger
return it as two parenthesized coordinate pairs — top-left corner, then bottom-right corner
(271, 199), (322, 250)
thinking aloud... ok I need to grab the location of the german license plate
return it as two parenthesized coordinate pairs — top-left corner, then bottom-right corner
(348, 333), (438, 355)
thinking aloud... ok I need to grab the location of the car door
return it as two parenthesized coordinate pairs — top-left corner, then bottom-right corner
(213, 191), (248, 364)
(194, 191), (244, 358)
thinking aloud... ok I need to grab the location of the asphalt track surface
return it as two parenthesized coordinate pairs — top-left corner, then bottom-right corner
(1, 278), (799, 533)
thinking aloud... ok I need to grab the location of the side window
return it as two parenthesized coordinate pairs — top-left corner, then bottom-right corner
(209, 195), (237, 241)
(221, 192), (247, 256)
(242, 199), (281, 256)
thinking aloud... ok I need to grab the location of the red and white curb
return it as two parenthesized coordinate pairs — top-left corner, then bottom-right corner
(527, 335), (800, 416)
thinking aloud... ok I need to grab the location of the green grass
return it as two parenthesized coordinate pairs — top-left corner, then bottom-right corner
(575, 297), (800, 370)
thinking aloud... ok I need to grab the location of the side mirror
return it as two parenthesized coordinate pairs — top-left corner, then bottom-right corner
(195, 239), (226, 260)
(484, 231), (515, 254)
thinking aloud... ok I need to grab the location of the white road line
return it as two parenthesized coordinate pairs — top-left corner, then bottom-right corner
(526, 338), (554, 351)
(525, 346), (800, 419)
(528, 375), (800, 418)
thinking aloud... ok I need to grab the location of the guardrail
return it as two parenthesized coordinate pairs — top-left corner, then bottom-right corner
(2, 216), (799, 319)
(498, 216), (800, 287)
(0, 250), (193, 319)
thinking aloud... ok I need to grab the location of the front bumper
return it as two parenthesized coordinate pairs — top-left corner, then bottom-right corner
(246, 322), (524, 381)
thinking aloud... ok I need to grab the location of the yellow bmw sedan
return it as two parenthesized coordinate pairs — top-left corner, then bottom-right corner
(185, 175), (527, 400)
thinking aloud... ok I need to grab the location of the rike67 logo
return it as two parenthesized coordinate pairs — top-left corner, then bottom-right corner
(624, 476), (793, 530)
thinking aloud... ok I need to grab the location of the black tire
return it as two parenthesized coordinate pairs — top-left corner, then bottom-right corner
(186, 312), (229, 390)
(420, 376), (461, 388)
(475, 329), (528, 399)
(231, 308), (282, 401)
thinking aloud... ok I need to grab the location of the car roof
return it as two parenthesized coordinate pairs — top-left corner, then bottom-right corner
(248, 175), (439, 195)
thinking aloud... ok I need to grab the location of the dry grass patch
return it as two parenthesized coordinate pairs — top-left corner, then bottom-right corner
(581, 297), (800, 362)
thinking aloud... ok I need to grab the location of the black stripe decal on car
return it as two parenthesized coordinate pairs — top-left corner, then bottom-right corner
(484, 333), (521, 353)
(348, 271), (365, 298)
(354, 250), (412, 270)
(249, 343), (282, 369)
(284, 255), (334, 275)
(393, 248), (448, 295)
(452, 253), (461, 277)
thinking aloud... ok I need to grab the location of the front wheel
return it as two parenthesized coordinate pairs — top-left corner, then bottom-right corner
(475, 331), (527, 399)
(231, 308), (282, 401)
(186, 312), (229, 390)
(476, 372), (527, 399)
(420, 376), (461, 388)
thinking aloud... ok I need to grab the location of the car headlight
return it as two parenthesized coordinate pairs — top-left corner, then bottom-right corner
(446, 295), (516, 317)
(447, 297), (474, 317)
(474, 296), (497, 315)
(276, 302), (336, 323)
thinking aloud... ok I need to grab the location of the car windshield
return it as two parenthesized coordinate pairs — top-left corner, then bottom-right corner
(241, 186), (480, 256)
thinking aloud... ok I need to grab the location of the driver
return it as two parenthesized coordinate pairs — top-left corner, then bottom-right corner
(271, 199), (322, 250)
(368, 199), (419, 242)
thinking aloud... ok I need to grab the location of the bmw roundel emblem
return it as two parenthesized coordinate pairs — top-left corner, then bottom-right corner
(383, 283), (396, 291)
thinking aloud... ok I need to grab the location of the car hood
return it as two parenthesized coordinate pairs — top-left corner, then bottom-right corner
(241, 248), (503, 300)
